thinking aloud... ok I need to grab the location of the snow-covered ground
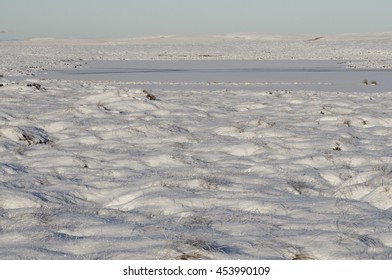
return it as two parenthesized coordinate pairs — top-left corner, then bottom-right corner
(1, 33), (392, 259)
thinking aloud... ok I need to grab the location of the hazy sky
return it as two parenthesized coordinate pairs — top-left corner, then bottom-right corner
(1, 0), (391, 39)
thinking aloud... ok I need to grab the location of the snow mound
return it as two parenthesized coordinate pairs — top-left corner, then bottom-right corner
(0, 125), (51, 145)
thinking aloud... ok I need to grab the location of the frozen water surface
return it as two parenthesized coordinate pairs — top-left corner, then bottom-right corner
(42, 60), (392, 92)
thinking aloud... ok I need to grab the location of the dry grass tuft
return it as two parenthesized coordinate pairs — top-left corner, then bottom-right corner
(343, 119), (352, 127)
(363, 79), (378, 86)
(175, 252), (208, 260)
(143, 90), (156, 100)
(292, 253), (315, 260)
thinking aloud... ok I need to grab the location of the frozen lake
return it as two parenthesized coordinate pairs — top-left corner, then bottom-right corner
(41, 60), (392, 92)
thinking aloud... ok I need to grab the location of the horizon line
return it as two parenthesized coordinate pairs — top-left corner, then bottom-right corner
(2, 31), (392, 43)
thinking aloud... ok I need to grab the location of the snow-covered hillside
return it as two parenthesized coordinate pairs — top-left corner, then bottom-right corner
(1, 34), (392, 259)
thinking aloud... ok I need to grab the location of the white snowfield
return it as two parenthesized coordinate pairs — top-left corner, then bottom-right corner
(1, 33), (392, 259)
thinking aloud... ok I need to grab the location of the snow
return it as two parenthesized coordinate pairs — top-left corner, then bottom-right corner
(1, 33), (392, 260)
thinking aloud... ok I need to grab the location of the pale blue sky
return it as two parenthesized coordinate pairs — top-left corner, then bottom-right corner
(1, 0), (391, 39)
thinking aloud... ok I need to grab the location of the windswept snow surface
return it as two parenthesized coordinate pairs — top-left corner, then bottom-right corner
(1, 34), (392, 259)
